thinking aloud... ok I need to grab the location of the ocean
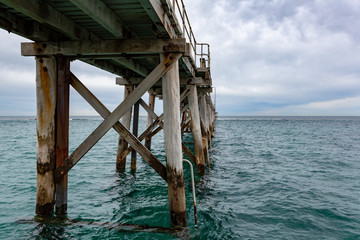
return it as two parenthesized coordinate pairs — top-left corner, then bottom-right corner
(0, 116), (359, 239)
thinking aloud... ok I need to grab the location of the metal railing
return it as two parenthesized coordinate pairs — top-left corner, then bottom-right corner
(170, 0), (211, 68)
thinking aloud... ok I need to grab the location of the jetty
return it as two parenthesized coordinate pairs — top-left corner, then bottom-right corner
(0, 0), (215, 228)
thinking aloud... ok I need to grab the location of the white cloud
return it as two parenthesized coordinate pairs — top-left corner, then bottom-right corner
(1, 1), (360, 115)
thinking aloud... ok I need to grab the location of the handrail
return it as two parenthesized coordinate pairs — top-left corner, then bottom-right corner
(170, 0), (211, 69)
(183, 159), (198, 227)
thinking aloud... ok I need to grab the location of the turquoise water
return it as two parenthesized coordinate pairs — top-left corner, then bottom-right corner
(0, 116), (360, 239)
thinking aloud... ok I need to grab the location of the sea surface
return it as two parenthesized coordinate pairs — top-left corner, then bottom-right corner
(0, 116), (359, 239)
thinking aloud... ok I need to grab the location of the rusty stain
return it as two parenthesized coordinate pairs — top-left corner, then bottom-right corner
(39, 61), (53, 128)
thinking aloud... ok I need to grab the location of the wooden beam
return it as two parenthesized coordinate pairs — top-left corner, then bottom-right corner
(131, 101), (140, 172)
(2, 0), (148, 76)
(21, 39), (186, 56)
(35, 56), (57, 217)
(0, 8), (65, 41)
(145, 92), (156, 150)
(187, 85), (205, 175)
(115, 77), (203, 86)
(55, 56), (70, 216)
(139, 0), (178, 38)
(162, 53), (187, 228)
(182, 142), (196, 164)
(68, 0), (128, 39)
(66, 73), (168, 181)
(119, 114), (164, 161)
(116, 85), (133, 171)
(54, 53), (182, 181)
(113, 58), (149, 78)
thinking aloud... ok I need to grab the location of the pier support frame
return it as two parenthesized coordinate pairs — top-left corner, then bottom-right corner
(162, 55), (187, 228)
(35, 55), (70, 217)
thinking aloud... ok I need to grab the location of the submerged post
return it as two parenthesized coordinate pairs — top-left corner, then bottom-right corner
(145, 92), (156, 150)
(187, 85), (205, 175)
(55, 56), (70, 216)
(116, 84), (133, 171)
(162, 54), (187, 228)
(131, 100), (140, 172)
(35, 57), (57, 217)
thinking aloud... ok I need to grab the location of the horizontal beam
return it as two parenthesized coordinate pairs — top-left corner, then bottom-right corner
(116, 77), (205, 86)
(21, 38), (186, 56)
(68, 0), (128, 39)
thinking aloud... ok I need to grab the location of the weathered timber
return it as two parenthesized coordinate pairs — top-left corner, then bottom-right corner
(162, 54), (187, 228)
(53, 53), (181, 180)
(35, 57), (57, 217)
(67, 73), (168, 181)
(116, 77), (204, 87)
(55, 56), (70, 216)
(119, 114), (164, 160)
(116, 85), (133, 171)
(145, 93), (155, 150)
(187, 85), (205, 175)
(182, 143), (196, 164)
(6, 0), (149, 77)
(68, 0), (128, 39)
(131, 101), (140, 172)
(199, 93), (210, 167)
(21, 39), (186, 56)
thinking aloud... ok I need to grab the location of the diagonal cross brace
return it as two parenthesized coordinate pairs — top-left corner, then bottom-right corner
(119, 87), (193, 159)
(55, 73), (167, 182)
(54, 53), (182, 182)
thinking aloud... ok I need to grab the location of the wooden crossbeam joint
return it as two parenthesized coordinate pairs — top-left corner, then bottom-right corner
(21, 39), (186, 57)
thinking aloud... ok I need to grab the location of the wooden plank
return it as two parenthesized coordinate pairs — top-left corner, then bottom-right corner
(0, 8), (65, 41)
(162, 53), (187, 228)
(55, 56), (70, 216)
(116, 84), (133, 171)
(69, 0), (128, 38)
(139, 0), (177, 38)
(131, 101), (140, 171)
(66, 73), (168, 181)
(187, 85), (205, 175)
(54, 53), (182, 181)
(145, 92), (156, 150)
(35, 56), (57, 217)
(2, 0), (149, 76)
(21, 39), (186, 56)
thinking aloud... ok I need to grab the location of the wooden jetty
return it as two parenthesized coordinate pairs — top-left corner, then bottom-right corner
(0, 0), (216, 228)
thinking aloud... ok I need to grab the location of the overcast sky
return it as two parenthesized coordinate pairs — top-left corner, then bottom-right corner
(1, 0), (360, 116)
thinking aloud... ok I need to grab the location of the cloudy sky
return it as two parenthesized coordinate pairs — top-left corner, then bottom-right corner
(1, 0), (360, 116)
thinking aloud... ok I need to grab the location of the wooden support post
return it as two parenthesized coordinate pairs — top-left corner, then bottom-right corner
(55, 56), (70, 216)
(187, 85), (205, 175)
(145, 92), (156, 150)
(116, 85), (133, 171)
(199, 93), (210, 168)
(131, 100), (140, 172)
(162, 54), (187, 228)
(35, 57), (57, 217)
